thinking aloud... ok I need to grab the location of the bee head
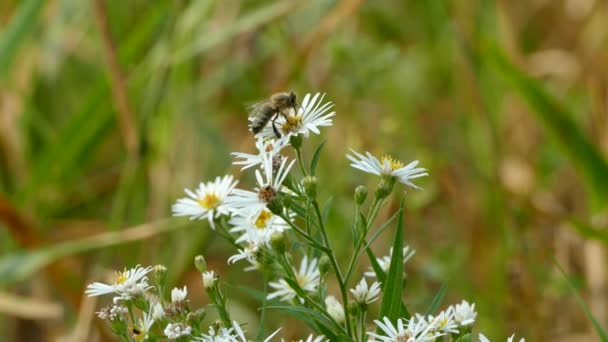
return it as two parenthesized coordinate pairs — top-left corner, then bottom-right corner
(288, 92), (297, 107)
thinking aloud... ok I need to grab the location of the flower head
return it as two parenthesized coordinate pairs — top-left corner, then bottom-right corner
(133, 312), (154, 341)
(325, 295), (345, 323)
(232, 137), (288, 171)
(368, 316), (444, 342)
(267, 256), (320, 303)
(164, 322), (192, 339)
(171, 286), (188, 303)
(256, 92), (335, 142)
(451, 300), (477, 326)
(172, 175), (238, 229)
(350, 277), (381, 304)
(202, 271), (218, 289)
(229, 208), (292, 245)
(346, 150), (428, 189)
(85, 265), (152, 302)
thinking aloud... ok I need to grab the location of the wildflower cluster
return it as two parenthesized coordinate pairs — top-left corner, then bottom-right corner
(86, 92), (523, 341)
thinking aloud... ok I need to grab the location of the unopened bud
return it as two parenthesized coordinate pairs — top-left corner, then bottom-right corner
(266, 198), (284, 215)
(354, 185), (368, 205)
(270, 232), (286, 254)
(154, 265), (167, 286)
(302, 176), (317, 198)
(194, 255), (207, 273)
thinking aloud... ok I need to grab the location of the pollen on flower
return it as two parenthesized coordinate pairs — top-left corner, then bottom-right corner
(258, 186), (277, 203)
(382, 155), (404, 171)
(198, 193), (220, 209)
(255, 210), (273, 229)
(116, 269), (128, 284)
(281, 115), (303, 134)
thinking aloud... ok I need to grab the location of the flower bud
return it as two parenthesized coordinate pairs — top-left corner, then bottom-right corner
(270, 232), (286, 254)
(202, 271), (217, 290)
(302, 176), (317, 198)
(266, 198), (284, 215)
(319, 255), (331, 275)
(289, 134), (302, 150)
(154, 264), (167, 286)
(354, 185), (368, 205)
(194, 255), (207, 273)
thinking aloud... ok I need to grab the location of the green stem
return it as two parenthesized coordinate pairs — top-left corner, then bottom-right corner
(211, 287), (232, 327)
(312, 200), (353, 337)
(295, 147), (308, 176)
(344, 198), (382, 284)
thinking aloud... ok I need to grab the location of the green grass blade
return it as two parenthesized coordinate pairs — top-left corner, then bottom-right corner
(554, 259), (608, 341)
(424, 283), (448, 316)
(0, 0), (44, 80)
(379, 205), (405, 321)
(310, 140), (326, 176)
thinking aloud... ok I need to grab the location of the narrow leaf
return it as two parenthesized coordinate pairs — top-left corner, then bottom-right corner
(310, 140), (326, 176)
(424, 283), (448, 316)
(379, 206), (405, 321)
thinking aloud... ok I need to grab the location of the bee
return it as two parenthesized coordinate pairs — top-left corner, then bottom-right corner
(249, 92), (298, 138)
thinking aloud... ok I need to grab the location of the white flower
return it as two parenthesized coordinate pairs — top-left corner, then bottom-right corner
(479, 334), (490, 342)
(232, 137), (288, 170)
(151, 302), (165, 320)
(346, 150), (428, 189)
(268, 256), (320, 303)
(479, 334), (525, 342)
(197, 321), (281, 342)
(451, 300), (477, 326)
(171, 286), (188, 303)
(133, 311), (154, 341)
(365, 246), (416, 278)
(428, 310), (458, 335)
(256, 92), (335, 141)
(227, 239), (262, 270)
(164, 322), (192, 339)
(368, 316), (443, 342)
(289, 335), (328, 342)
(172, 175), (238, 229)
(350, 277), (381, 304)
(85, 265), (152, 302)
(202, 271), (218, 289)
(325, 295), (345, 323)
(229, 208), (292, 245)
(227, 152), (294, 214)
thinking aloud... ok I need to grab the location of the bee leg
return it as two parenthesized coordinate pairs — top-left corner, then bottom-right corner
(271, 113), (282, 139)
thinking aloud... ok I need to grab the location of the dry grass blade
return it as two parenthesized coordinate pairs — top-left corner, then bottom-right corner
(0, 291), (63, 320)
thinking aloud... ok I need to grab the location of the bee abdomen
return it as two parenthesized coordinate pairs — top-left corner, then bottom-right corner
(250, 104), (276, 133)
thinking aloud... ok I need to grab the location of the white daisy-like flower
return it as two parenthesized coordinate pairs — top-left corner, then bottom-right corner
(450, 300), (477, 326)
(164, 322), (192, 339)
(202, 271), (218, 289)
(197, 321), (281, 342)
(268, 256), (320, 303)
(325, 295), (345, 323)
(172, 175), (238, 229)
(365, 246), (416, 278)
(171, 286), (188, 303)
(85, 265), (152, 302)
(133, 311), (154, 341)
(227, 152), (294, 214)
(229, 208), (292, 245)
(427, 310), (459, 335)
(227, 238), (262, 270)
(350, 277), (381, 304)
(256, 92), (335, 141)
(346, 150), (428, 189)
(232, 136), (288, 170)
(368, 316), (443, 342)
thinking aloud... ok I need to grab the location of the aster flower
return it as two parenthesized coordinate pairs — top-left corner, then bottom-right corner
(267, 256), (320, 303)
(164, 322), (192, 339)
(232, 136), (288, 171)
(325, 295), (345, 323)
(171, 286), (188, 303)
(427, 310), (459, 335)
(202, 271), (218, 289)
(172, 175), (238, 229)
(227, 151), (294, 214)
(256, 92), (335, 141)
(198, 324), (235, 342)
(346, 149), (428, 189)
(451, 300), (477, 326)
(151, 302), (165, 320)
(350, 277), (381, 304)
(227, 237), (262, 270)
(368, 316), (443, 342)
(479, 334), (525, 342)
(229, 208), (292, 245)
(85, 265), (152, 302)
(290, 335), (328, 342)
(365, 246), (416, 278)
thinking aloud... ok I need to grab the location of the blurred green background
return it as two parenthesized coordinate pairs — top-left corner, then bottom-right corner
(2, 0), (608, 340)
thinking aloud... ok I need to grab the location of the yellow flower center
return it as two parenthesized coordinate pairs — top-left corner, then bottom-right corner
(255, 210), (273, 229)
(115, 269), (128, 284)
(198, 193), (220, 209)
(381, 155), (404, 171)
(282, 115), (303, 133)
(265, 143), (274, 152)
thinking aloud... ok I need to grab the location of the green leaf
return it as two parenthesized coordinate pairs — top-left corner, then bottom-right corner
(487, 45), (608, 211)
(358, 209), (400, 258)
(568, 220), (608, 244)
(0, 0), (44, 80)
(454, 333), (472, 342)
(554, 260), (608, 341)
(322, 196), (334, 224)
(310, 140), (326, 176)
(265, 305), (345, 340)
(378, 205), (405, 321)
(424, 283), (448, 316)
